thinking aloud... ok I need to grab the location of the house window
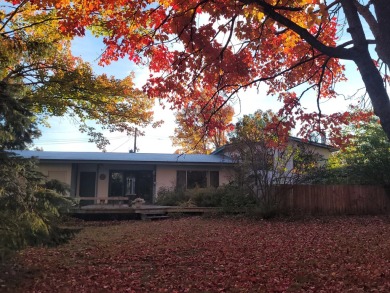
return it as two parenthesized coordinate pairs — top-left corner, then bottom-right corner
(177, 171), (186, 190)
(210, 171), (219, 188)
(110, 172), (124, 196)
(187, 171), (207, 189)
(109, 170), (154, 202)
(176, 170), (219, 189)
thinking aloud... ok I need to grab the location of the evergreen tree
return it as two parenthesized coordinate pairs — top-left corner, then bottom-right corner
(0, 83), (40, 151)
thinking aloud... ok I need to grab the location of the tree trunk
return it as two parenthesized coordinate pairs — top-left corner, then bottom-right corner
(343, 0), (390, 141)
(354, 55), (390, 141)
(374, 0), (390, 66)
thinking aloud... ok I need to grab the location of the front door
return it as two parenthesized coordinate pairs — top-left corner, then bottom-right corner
(79, 172), (96, 206)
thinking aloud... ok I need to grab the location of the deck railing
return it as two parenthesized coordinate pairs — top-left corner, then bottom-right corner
(71, 196), (129, 206)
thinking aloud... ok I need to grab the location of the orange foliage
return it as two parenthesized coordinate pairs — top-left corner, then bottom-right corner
(172, 91), (234, 153)
(8, 0), (383, 146)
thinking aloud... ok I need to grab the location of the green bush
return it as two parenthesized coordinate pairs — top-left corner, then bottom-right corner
(219, 185), (257, 213)
(188, 187), (224, 207)
(156, 183), (291, 219)
(155, 187), (189, 206)
(157, 183), (291, 219)
(156, 185), (257, 212)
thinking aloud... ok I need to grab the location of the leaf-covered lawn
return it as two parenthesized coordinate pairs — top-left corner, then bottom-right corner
(2, 216), (390, 292)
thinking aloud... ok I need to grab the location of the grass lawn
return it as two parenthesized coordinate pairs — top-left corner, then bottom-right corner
(2, 216), (390, 292)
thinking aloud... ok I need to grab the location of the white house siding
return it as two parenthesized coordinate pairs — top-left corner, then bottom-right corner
(307, 146), (333, 165)
(220, 167), (234, 185)
(155, 165), (178, 194)
(39, 163), (72, 186)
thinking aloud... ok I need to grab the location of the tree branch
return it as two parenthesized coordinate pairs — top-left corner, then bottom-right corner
(1, 17), (61, 36)
(239, 0), (354, 60)
(0, 0), (28, 33)
(353, 0), (379, 39)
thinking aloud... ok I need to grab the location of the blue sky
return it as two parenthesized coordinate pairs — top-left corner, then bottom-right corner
(32, 32), (360, 153)
(33, 33), (179, 153)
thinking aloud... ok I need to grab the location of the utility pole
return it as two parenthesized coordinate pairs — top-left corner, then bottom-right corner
(133, 128), (138, 153)
(129, 128), (138, 153)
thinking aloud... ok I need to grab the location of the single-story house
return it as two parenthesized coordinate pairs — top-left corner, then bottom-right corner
(14, 138), (337, 203)
(14, 151), (234, 203)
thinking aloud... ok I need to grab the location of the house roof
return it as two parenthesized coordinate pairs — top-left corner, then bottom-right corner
(12, 150), (234, 165)
(211, 136), (339, 155)
(288, 137), (339, 152)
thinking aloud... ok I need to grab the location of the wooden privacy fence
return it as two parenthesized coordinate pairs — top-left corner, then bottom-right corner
(278, 185), (390, 215)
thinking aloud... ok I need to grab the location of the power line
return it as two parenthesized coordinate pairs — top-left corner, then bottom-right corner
(110, 138), (131, 152)
(35, 135), (128, 144)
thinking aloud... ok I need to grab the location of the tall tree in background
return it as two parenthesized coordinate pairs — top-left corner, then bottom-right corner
(171, 93), (234, 154)
(23, 0), (389, 145)
(326, 117), (390, 185)
(0, 1), (155, 150)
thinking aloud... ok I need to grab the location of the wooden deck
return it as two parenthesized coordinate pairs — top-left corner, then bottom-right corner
(70, 204), (221, 216)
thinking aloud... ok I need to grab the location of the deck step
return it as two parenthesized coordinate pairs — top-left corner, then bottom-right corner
(141, 214), (170, 221)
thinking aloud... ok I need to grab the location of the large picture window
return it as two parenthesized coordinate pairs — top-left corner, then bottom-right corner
(176, 170), (219, 189)
(109, 170), (153, 203)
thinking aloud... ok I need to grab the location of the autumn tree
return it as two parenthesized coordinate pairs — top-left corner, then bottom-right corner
(0, 2), (156, 253)
(171, 93), (234, 154)
(21, 0), (389, 146)
(0, 1), (155, 150)
(228, 110), (322, 214)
